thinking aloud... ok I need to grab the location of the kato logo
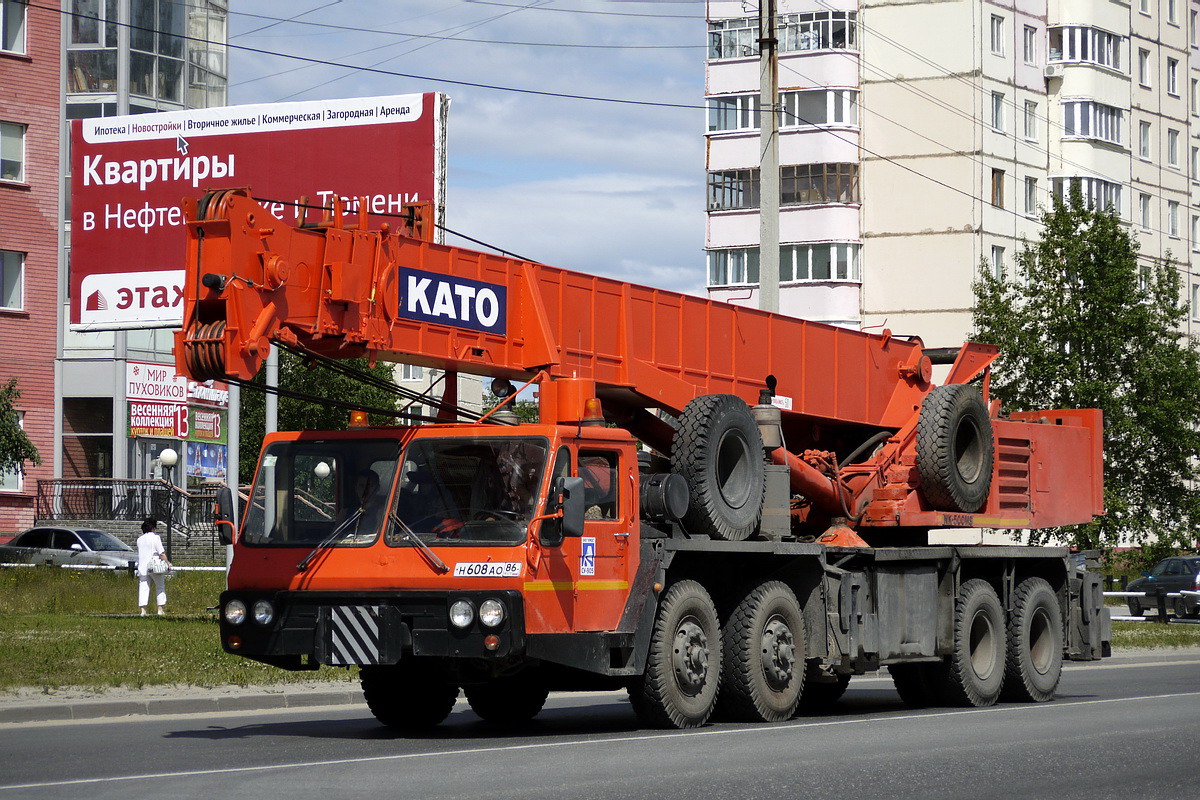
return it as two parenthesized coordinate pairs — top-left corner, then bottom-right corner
(580, 537), (596, 576)
(398, 267), (507, 335)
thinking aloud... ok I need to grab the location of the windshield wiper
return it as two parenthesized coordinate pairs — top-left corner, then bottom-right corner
(389, 511), (449, 574)
(296, 510), (363, 572)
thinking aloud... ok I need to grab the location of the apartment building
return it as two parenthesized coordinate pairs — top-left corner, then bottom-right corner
(0, 0), (60, 530)
(705, 0), (1200, 347)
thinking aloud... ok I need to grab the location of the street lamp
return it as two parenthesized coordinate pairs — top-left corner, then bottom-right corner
(160, 448), (178, 562)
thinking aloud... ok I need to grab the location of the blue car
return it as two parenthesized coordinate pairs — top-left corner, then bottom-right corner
(1126, 556), (1200, 618)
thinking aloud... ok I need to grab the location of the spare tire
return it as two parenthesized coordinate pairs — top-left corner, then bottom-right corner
(672, 394), (765, 541)
(916, 384), (994, 513)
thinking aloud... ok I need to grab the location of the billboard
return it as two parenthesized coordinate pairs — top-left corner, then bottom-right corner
(70, 93), (447, 329)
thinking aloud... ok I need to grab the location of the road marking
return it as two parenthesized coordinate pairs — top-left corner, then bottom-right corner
(2, 690), (1198, 792)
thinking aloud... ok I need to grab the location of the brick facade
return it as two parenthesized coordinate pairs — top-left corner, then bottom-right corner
(0, 2), (61, 532)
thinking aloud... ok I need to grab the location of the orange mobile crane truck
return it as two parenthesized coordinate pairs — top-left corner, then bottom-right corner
(180, 189), (1108, 730)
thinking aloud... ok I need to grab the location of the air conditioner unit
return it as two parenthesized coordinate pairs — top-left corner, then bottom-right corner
(1044, 64), (1065, 79)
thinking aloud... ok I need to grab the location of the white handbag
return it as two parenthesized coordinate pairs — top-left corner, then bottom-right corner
(148, 555), (169, 575)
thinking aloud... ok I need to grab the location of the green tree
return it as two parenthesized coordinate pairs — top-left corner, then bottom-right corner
(238, 354), (399, 484)
(482, 392), (540, 423)
(0, 378), (40, 478)
(971, 188), (1200, 556)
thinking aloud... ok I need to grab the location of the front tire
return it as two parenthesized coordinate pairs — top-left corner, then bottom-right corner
(718, 581), (805, 722)
(361, 661), (459, 730)
(938, 579), (1006, 707)
(1001, 578), (1063, 703)
(1128, 597), (1143, 617)
(629, 580), (722, 729)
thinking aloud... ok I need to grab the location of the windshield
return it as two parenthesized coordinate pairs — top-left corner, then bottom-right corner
(387, 436), (549, 547)
(76, 530), (133, 552)
(242, 439), (400, 546)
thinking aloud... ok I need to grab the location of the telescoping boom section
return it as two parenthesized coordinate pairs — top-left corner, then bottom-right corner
(177, 189), (1102, 538)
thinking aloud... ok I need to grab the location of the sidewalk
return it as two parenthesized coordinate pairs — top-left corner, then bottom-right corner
(0, 680), (365, 724)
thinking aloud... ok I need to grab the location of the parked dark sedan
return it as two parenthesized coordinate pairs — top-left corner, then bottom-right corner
(0, 527), (137, 570)
(1126, 556), (1200, 618)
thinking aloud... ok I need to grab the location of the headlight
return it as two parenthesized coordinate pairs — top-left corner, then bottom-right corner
(252, 600), (275, 625)
(449, 599), (474, 628)
(224, 599), (247, 625)
(479, 598), (506, 628)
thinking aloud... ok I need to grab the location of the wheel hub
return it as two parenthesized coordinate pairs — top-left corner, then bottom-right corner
(672, 618), (710, 695)
(760, 616), (795, 689)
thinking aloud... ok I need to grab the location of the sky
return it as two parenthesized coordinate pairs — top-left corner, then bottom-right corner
(226, 0), (709, 295)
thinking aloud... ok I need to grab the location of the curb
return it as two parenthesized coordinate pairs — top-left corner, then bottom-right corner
(0, 687), (364, 724)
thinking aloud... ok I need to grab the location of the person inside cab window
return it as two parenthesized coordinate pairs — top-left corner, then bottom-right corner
(579, 451), (619, 520)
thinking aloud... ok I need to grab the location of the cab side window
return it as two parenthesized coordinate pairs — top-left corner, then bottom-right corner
(578, 450), (619, 520)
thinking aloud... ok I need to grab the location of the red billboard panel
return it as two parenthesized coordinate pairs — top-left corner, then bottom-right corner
(70, 93), (446, 329)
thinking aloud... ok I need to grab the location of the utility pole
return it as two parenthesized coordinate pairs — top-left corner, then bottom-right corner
(758, 0), (780, 313)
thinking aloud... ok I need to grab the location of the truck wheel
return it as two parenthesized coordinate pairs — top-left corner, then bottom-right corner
(465, 676), (550, 724)
(916, 385), (994, 513)
(629, 580), (722, 728)
(939, 579), (1006, 707)
(888, 663), (939, 708)
(1001, 578), (1063, 703)
(718, 581), (805, 722)
(672, 395), (765, 541)
(797, 662), (850, 713)
(361, 662), (459, 730)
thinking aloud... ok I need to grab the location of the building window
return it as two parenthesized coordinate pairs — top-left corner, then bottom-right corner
(1023, 101), (1038, 140)
(1, 0), (26, 53)
(780, 242), (860, 282)
(1193, 285), (1200, 320)
(1051, 176), (1123, 217)
(990, 15), (1004, 55)
(1168, 0), (1179, 25)
(1139, 121), (1151, 158)
(708, 94), (759, 132)
(1167, 58), (1179, 95)
(1168, 129), (1180, 166)
(708, 17), (758, 59)
(400, 364), (424, 381)
(0, 250), (22, 310)
(1139, 193), (1152, 230)
(62, 398), (113, 479)
(779, 89), (858, 127)
(991, 169), (1005, 207)
(990, 246), (1005, 278)
(781, 163), (860, 205)
(707, 248), (760, 286)
(1138, 48), (1151, 86)
(1193, 215), (1200, 251)
(1192, 9), (1198, 45)
(1023, 25), (1036, 64)
(778, 11), (857, 53)
(707, 169), (760, 211)
(0, 411), (22, 492)
(991, 92), (1004, 131)
(1062, 101), (1123, 145)
(1048, 26), (1124, 71)
(1168, 200), (1180, 236)
(0, 121), (24, 183)
(1192, 145), (1199, 180)
(1193, 78), (1199, 114)
(1025, 177), (1038, 215)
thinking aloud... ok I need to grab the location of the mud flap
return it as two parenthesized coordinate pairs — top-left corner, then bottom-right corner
(1067, 571), (1110, 660)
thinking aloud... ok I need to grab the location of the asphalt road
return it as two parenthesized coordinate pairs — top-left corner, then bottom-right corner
(1, 654), (1196, 800)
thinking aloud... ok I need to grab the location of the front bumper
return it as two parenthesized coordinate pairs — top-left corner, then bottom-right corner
(218, 590), (525, 669)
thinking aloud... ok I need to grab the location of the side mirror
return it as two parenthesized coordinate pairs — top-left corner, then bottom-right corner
(69, 543), (83, 552)
(539, 476), (585, 548)
(214, 485), (237, 546)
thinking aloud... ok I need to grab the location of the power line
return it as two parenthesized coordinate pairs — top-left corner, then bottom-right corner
(461, 0), (702, 18)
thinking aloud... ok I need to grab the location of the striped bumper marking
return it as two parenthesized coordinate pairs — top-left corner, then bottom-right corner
(326, 605), (381, 666)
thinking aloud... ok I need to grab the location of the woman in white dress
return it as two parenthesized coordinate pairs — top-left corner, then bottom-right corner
(136, 516), (170, 616)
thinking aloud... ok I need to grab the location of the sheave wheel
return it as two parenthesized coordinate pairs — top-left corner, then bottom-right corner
(361, 661), (459, 730)
(797, 662), (850, 713)
(718, 581), (805, 722)
(1001, 578), (1063, 703)
(629, 580), (722, 729)
(671, 395), (765, 541)
(937, 579), (1006, 707)
(465, 674), (550, 724)
(916, 385), (994, 513)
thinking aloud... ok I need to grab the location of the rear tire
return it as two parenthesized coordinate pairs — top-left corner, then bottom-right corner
(1127, 597), (1143, 617)
(672, 395), (765, 541)
(937, 579), (1006, 707)
(797, 662), (850, 713)
(465, 675), (549, 724)
(629, 580), (722, 729)
(889, 663), (940, 708)
(361, 662), (459, 730)
(718, 581), (805, 722)
(1001, 578), (1063, 703)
